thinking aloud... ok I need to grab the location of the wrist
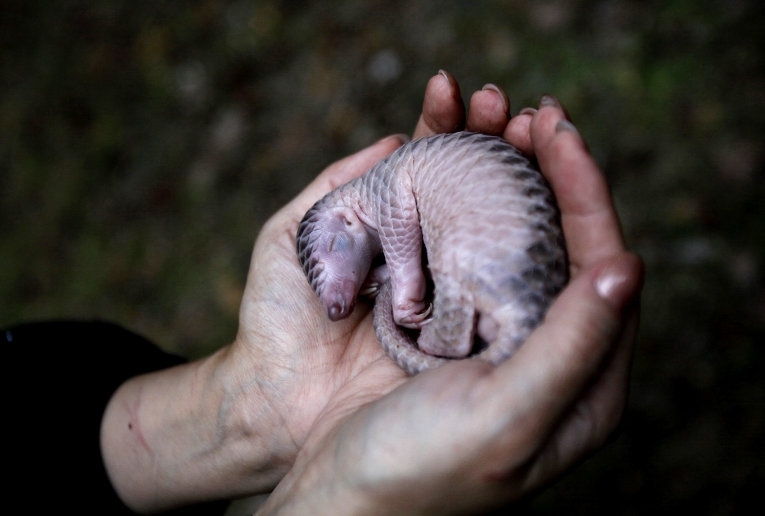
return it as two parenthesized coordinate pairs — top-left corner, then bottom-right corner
(100, 343), (294, 512)
(256, 446), (372, 516)
(213, 340), (301, 481)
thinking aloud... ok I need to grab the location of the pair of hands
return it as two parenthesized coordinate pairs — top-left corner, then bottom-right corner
(100, 71), (642, 515)
(236, 71), (644, 514)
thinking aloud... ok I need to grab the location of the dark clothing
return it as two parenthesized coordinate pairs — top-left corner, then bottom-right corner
(4, 320), (227, 515)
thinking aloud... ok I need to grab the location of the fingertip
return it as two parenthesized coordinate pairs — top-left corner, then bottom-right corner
(539, 93), (561, 109)
(503, 109), (534, 155)
(555, 119), (579, 136)
(532, 94), (573, 150)
(437, 69), (458, 90)
(480, 83), (510, 116)
(539, 93), (571, 121)
(414, 70), (465, 137)
(553, 118), (591, 156)
(466, 83), (510, 134)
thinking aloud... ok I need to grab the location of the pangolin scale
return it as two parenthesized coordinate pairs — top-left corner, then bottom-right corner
(296, 131), (568, 375)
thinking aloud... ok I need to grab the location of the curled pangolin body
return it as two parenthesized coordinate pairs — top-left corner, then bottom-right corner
(297, 132), (568, 375)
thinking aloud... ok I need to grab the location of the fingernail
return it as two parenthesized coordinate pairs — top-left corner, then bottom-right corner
(518, 107), (538, 116)
(437, 69), (454, 85)
(539, 94), (560, 108)
(555, 119), (579, 135)
(595, 268), (627, 301)
(594, 255), (644, 309)
(378, 133), (410, 145)
(481, 83), (510, 114)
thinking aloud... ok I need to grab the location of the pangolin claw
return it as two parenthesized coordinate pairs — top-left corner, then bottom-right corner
(358, 282), (381, 298)
(398, 302), (433, 329)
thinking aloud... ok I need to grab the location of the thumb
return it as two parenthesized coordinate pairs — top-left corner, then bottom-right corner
(488, 252), (644, 436)
(290, 134), (410, 215)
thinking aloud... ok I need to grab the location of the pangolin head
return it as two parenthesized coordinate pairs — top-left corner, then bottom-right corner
(296, 202), (375, 321)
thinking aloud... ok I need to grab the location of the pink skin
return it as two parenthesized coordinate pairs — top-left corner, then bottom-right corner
(299, 167), (434, 330)
(369, 168), (433, 330)
(309, 206), (382, 321)
(308, 203), (432, 327)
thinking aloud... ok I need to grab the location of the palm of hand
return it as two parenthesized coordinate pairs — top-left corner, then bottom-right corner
(235, 140), (411, 455)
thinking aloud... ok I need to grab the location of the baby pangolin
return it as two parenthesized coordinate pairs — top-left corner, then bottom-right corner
(296, 131), (568, 374)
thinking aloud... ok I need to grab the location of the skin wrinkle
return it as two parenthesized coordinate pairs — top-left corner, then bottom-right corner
(274, 312), (378, 456)
(333, 328), (370, 375)
(236, 338), (318, 480)
(254, 375), (301, 460)
(185, 361), (246, 465)
(228, 325), (311, 470)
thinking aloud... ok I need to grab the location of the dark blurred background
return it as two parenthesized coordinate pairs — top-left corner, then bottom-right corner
(2, 0), (762, 513)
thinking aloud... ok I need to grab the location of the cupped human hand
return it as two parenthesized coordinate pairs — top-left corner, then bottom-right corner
(231, 70), (521, 467)
(101, 71), (641, 514)
(253, 86), (644, 515)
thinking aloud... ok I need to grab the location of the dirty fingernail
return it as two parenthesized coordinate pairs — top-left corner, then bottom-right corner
(518, 107), (538, 116)
(555, 119), (579, 135)
(539, 94), (560, 108)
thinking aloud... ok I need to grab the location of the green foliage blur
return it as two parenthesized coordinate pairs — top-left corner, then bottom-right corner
(2, 0), (762, 512)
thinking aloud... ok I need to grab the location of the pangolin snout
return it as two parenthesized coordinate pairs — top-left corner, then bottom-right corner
(325, 280), (358, 321)
(327, 297), (354, 321)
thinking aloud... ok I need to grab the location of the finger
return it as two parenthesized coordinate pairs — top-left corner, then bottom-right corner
(524, 258), (642, 488)
(465, 84), (510, 135)
(502, 107), (535, 155)
(412, 70), (466, 138)
(287, 134), (409, 218)
(531, 96), (626, 271)
(546, 300), (641, 456)
(479, 252), (644, 453)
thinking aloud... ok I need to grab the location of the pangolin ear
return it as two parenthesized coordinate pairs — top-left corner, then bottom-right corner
(330, 206), (361, 230)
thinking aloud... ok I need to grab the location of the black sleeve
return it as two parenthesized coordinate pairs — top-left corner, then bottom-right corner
(4, 320), (227, 515)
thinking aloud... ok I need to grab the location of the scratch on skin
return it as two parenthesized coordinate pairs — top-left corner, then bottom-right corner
(126, 386), (152, 454)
